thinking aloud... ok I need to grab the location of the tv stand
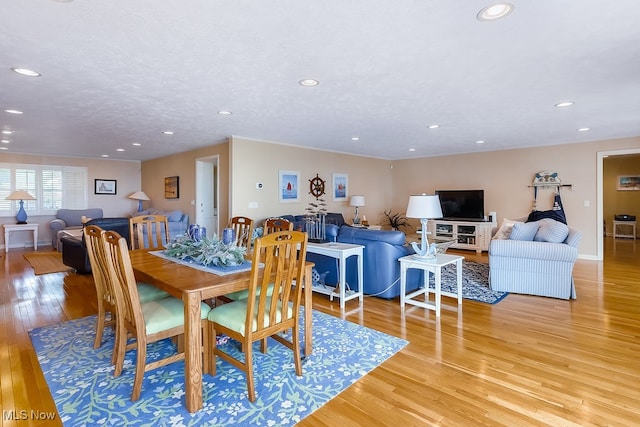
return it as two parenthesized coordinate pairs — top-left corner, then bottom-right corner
(426, 219), (495, 253)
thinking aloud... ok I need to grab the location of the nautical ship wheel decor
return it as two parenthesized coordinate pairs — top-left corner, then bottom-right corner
(309, 174), (326, 199)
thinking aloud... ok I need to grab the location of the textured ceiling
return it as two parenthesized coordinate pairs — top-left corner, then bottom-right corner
(1, 0), (640, 162)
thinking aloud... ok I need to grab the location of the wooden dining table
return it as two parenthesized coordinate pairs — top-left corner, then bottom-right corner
(129, 249), (314, 413)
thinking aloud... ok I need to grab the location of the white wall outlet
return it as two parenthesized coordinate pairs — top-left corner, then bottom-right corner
(248, 202), (259, 209)
(584, 200), (590, 207)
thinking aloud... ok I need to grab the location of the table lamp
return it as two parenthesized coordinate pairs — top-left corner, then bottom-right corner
(129, 191), (150, 212)
(350, 195), (366, 224)
(406, 193), (443, 258)
(6, 190), (37, 224)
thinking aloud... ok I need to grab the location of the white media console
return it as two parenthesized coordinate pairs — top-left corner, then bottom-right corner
(426, 219), (496, 253)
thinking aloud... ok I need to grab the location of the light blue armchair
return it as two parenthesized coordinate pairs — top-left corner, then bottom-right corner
(488, 226), (582, 299)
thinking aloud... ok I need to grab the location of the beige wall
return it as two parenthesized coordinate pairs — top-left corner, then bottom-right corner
(603, 154), (640, 237)
(0, 153), (141, 249)
(141, 142), (230, 229)
(392, 136), (640, 258)
(229, 137), (393, 226)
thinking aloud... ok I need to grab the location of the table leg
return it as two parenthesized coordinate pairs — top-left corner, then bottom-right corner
(304, 264), (313, 356)
(357, 251), (364, 304)
(4, 230), (8, 253)
(456, 260), (463, 305)
(435, 266), (442, 317)
(33, 228), (38, 251)
(183, 292), (203, 413)
(338, 254), (346, 310)
(400, 263), (406, 308)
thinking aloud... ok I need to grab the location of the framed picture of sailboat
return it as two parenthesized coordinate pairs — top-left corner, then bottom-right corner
(332, 173), (348, 201)
(279, 170), (300, 203)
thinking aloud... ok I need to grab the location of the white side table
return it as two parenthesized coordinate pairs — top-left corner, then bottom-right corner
(307, 242), (364, 310)
(3, 223), (39, 253)
(613, 220), (636, 240)
(399, 253), (464, 317)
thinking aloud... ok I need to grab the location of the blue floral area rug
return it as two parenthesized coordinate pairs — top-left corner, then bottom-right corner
(29, 309), (407, 426)
(428, 261), (508, 304)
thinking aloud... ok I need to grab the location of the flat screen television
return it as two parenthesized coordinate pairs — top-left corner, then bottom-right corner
(435, 190), (484, 221)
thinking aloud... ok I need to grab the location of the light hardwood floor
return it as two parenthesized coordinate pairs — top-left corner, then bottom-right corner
(1, 237), (639, 426)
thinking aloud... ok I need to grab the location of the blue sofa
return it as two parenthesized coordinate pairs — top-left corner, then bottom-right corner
(308, 225), (423, 299)
(131, 208), (189, 240)
(49, 208), (104, 250)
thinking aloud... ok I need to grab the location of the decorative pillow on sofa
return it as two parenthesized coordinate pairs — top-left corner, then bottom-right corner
(132, 208), (183, 222)
(509, 221), (540, 241)
(533, 218), (569, 243)
(492, 218), (519, 240)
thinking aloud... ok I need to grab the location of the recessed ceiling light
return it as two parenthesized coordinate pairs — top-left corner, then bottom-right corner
(11, 67), (41, 77)
(101, 154), (109, 158)
(163, 131), (174, 135)
(555, 101), (574, 107)
(476, 140), (486, 144)
(428, 124), (440, 129)
(4, 109), (23, 114)
(0, 147), (8, 151)
(116, 148), (125, 152)
(1, 140), (10, 143)
(578, 127), (590, 132)
(477, 3), (514, 21)
(2, 130), (14, 135)
(217, 111), (232, 115)
(299, 79), (319, 87)
(132, 142), (142, 146)
(351, 137), (360, 141)
(409, 148), (416, 152)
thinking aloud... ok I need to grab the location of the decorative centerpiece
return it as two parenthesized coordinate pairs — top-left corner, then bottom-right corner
(305, 199), (328, 243)
(164, 233), (246, 267)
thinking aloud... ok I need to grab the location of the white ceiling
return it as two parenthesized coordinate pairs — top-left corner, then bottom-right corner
(2, 0), (640, 162)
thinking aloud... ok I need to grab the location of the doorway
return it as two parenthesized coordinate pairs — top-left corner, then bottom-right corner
(597, 148), (640, 260)
(195, 155), (219, 237)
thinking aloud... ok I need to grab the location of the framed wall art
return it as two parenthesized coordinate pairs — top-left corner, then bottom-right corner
(94, 179), (117, 195)
(279, 170), (300, 203)
(617, 175), (640, 190)
(332, 173), (348, 201)
(164, 176), (180, 199)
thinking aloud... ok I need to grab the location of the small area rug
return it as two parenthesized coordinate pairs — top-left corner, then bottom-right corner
(428, 260), (508, 304)
(30, 309), (407, 426)
(23, 252), (73, 275)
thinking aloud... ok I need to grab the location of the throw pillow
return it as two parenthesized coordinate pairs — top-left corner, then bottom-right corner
(166, 210), (183, 222)
(492, 218), (519, 240)
(509, 221), (540, 241)
(534, 218), (569, 243)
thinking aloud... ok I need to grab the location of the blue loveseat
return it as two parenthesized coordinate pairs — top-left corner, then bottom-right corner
(308, 225), (423, 299)
(131, 208), (189, 240)
(49, 208), (104, 250)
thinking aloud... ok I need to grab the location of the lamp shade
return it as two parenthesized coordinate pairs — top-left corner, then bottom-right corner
(406, 194), (443, 219)
(6, 190), (36, 201)
(349, 195), (366, 207)
(129, 191), (150, 212)
(128, 191), (150, 201)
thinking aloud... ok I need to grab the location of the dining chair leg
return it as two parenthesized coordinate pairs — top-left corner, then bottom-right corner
(208, 321), (217, 376)
(245, 343), (256, 402)
(94, 306), (106, 349)
(113, 326), (127, 377)
(131, 338), (147, 401)
(202, 320), (211, 375)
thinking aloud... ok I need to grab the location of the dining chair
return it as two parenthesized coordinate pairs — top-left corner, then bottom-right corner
(263, 217), (293, 234)
(229, 216), (254, 250)
(129, 214), (170, 250)
(102, 230), (211, 401)
(207, 230), (308, 402)
(84, 225), (170, 354)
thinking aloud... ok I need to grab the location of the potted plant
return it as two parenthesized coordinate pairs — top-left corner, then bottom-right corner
(383, 210), (409, 231)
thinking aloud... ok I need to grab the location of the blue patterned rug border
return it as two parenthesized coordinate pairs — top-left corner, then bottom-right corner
(29, 309), (407, 426)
